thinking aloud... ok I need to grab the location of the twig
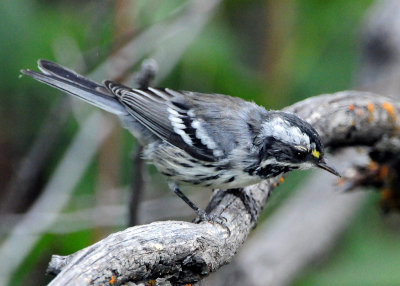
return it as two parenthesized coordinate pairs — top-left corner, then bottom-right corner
(47, 91), (400, 285)
(129, 145), (146, 226)
(128, 59), (158, 226)
(132, 59), (158, 88)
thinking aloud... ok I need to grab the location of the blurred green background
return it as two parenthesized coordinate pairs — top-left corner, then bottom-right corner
(1, 0), (400, 285)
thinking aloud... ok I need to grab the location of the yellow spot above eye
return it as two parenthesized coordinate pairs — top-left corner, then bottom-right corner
(312, 149), (320, 159)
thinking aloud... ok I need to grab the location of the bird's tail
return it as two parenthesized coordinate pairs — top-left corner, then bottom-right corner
(21, 60), (127, 116)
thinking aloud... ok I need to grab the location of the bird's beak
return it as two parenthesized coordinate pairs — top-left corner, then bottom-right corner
(317, 159), (341, 177)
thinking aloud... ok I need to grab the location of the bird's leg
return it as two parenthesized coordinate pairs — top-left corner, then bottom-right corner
(168, 181), (205, 217)
(225, 188), (259, 227)
(168, 181), (229, 234)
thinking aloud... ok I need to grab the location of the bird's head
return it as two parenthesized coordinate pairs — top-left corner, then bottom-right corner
(255, 111), (340, 177)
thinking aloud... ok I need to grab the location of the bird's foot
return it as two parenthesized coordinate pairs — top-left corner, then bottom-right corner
(193, 209), (230, 236)
(168, 181), (231, 234)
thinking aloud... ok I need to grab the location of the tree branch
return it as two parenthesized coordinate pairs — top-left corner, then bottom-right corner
(47, 91), (400, 285)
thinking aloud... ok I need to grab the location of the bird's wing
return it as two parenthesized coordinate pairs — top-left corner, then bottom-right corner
(105, 81), (262, 162)
(22, 60), (264, 162)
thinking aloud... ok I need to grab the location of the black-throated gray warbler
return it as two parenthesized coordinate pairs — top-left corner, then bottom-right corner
(21, 60), (340, 222)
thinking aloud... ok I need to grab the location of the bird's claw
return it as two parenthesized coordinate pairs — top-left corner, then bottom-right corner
(194, 210), (231, 236)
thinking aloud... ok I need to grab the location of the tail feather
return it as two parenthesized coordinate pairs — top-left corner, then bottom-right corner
(21, 60), (127, 116)
(38, 60), (102, 91)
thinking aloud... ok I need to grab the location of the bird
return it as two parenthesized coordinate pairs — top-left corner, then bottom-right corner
(21, 59), (340, 224)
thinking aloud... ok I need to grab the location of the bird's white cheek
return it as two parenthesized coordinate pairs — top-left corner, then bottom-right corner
(298, 162), (314, 170)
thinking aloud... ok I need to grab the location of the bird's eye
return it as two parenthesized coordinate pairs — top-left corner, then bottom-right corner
(294, 146), (308, 160)
(295, 151), (307, 160)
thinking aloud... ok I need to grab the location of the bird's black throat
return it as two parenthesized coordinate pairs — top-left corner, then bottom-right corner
(245, 163), (298, 178)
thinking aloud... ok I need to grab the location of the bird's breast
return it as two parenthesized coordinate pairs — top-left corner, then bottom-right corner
(146, 143), (264, 189)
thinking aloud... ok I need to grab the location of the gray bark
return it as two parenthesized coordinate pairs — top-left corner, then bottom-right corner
(47, 90), (400, 285)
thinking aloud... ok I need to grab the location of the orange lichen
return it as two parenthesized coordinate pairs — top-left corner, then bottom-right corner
(357, 109), (364, 116)
(365, 103), (374, 122)
(382, 102), (395, 116)
(367, 103), (374, 113)
(147, 280), (156, 286)
(109, 276), (116, 284)
(348, 104), (355, 111)
(186, 284), (192, 286)
(382, 102), (397, 124)
(279, 177), (285, 183)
